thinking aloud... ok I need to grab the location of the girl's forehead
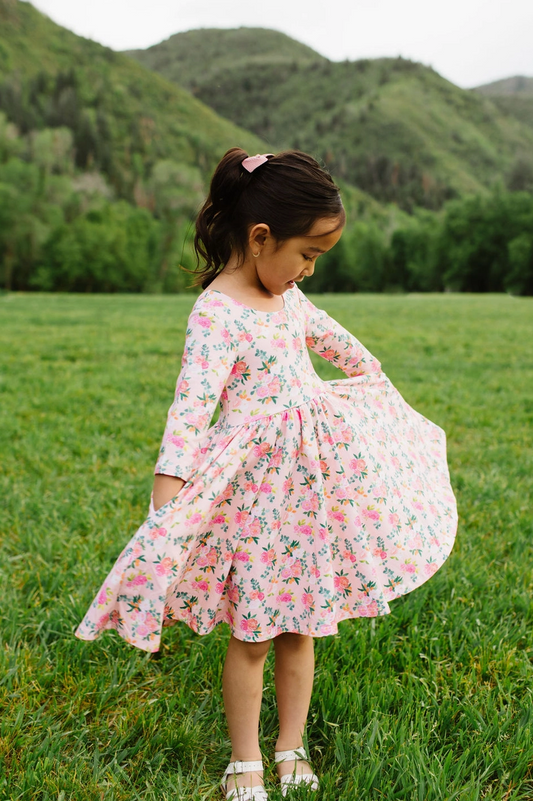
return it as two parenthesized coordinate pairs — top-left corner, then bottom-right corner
(305, 216), (344, 238)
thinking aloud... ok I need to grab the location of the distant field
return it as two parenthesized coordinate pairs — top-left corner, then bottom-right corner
(1, 292), (532, 800)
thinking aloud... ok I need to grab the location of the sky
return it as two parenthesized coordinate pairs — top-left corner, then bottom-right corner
(28, 0), (533, 89)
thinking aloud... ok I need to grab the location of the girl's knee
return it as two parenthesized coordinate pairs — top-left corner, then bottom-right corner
(229, 635), (271, 661)
(274, 632), (314, 649)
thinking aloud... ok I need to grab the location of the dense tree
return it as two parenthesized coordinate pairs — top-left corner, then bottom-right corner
(440, 192), (533, 293)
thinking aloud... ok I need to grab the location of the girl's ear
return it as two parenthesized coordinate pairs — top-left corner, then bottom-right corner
(248, 223), (271, 254)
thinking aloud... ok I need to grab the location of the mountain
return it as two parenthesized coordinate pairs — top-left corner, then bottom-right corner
(472, 76), (533, 136)
(0, 3), (390, 294)
(125, 27), (325, 89)
(0, 1), (264, 200)
(126, 28), (533, 209)
(473, 76), (533, 96)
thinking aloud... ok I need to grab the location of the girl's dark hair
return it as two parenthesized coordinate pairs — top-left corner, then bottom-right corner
(192, 148), (344, 288)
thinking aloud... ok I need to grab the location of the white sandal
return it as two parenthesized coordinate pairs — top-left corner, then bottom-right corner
(275, 748), (319, 796)
(222, 759), (268, 801)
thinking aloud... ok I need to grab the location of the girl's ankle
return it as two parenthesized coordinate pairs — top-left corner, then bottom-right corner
(230, 751), (263, 762)
(275, 740), (304, 752)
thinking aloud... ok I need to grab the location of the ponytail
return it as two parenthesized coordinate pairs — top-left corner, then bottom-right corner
(191, 148), (344, 289)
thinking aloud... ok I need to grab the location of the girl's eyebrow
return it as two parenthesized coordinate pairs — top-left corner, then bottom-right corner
(306, 246), (326, 254)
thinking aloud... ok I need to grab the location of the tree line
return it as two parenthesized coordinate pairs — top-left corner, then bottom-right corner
(308, 191), (533, 296)
(0, 110), (532, 295)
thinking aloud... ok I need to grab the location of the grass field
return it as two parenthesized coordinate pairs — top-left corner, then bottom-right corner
(1, 292), (532, 801)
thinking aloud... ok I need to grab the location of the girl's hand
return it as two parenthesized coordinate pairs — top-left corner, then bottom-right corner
(152, 474), (185, 511)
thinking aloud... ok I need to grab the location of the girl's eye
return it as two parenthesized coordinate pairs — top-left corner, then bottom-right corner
(303, 255), (314, 262)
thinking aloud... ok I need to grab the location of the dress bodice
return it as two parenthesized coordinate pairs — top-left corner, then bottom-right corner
(211, 289), (326, 425)
(155, 286), (380, 480)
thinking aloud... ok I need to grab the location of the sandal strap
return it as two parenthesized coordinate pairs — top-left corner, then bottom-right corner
(223, 761), (267, 801)
(274, 748), (308, 764)
(226, 788), (268, 801)
(224, 759), (264, 777)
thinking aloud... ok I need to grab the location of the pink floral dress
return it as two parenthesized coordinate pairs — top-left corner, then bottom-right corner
(76, 286), (457, 652)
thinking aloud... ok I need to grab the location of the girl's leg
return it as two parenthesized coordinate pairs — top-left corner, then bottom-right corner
(273, 633), (315, 778)
(222, 634), (272, 792)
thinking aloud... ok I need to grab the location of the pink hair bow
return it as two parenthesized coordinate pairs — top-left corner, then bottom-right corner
(242, 153), (274, 173)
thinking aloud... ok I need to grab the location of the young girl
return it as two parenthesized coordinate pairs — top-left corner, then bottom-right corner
(76, 149), (457, 799)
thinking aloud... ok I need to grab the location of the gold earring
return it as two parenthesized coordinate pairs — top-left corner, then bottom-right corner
(253, 252), (260, 258)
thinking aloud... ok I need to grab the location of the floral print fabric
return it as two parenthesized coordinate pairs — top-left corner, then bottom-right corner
(76, 287), (457, 652)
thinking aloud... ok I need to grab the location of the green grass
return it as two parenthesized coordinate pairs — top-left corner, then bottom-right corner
(1, 292), (532, 800)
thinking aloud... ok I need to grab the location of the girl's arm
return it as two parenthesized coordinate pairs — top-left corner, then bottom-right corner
(298, 288), (381, 376)
(153, 304), (236, 503)
(152, 475), (185, 512)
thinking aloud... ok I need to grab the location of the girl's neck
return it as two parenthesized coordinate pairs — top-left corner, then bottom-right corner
(207, 260), (284, 312)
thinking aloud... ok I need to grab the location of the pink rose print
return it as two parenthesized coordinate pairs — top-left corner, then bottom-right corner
(194, 355), (210, 370)
(350, 458), (367, 475)
(155, 557), (174, 577)
(296, 524), (313, 537)
(252, 442), (271, 458)
(227, 586), (240, 603)
(149, 526), (167, 540)
(232, 360), (249, 376)
(76, 285), (456, 653)
(302, 492), (319, 512)
(260, 548), (275, 566)
(281, 560), (302, 579)
(240, 618), (259, 632)
(358, 600), (379, 617)
(278, 592), (293, 604)
(128, 573), (147, 586)
(334, 575), (351, 592)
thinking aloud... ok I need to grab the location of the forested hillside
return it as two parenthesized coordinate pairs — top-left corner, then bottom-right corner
(127, 28), (533, 209)
(0, 0), (263, 291)
(473, 76), (533, 145)
(125, 27), (325, 88)
(1, 3), (532, 295)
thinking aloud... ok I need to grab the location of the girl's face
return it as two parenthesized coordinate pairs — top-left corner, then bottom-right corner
(251, 216), (344, 297)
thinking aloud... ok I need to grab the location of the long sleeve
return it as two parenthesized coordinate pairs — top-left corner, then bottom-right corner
(154, 303), (237, 479)
(297, 288), (381, 376)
